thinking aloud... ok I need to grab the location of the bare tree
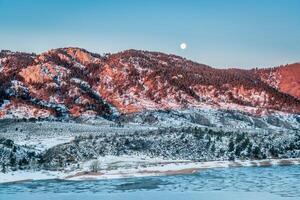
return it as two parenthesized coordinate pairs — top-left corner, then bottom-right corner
(89, 160), (100, 173)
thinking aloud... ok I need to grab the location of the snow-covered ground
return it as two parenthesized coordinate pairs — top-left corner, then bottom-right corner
(0, 121), (157, 152)
(118, 107), (300, 131)
(0, 155), (299, 183)
(61, 156), (300, 181)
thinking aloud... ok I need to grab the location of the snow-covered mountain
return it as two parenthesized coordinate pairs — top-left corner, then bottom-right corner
(1, 48), (300, 176)
(0, 47), (299, 124)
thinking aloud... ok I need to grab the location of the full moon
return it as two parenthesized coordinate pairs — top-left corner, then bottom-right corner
(180, 42), (187, 50)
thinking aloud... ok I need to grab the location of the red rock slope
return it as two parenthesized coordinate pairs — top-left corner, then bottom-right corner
(256, 63), (300, 100)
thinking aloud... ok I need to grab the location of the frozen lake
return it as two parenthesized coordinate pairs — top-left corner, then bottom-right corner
(0, 165), (299, 200)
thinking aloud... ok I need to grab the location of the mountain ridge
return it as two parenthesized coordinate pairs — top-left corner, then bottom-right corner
(0, 47), (300, 120)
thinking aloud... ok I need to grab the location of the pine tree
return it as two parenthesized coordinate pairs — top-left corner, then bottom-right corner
(9, 152), (16, 167)
(1, 163), (6, 174)
(228, 138), (235, 152)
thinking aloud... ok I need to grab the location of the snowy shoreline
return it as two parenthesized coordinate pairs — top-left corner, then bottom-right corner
(1, 121), (300, 184)
(1, 156), (299, 184)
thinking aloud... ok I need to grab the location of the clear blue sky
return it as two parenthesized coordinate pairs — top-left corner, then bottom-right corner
(0, 0), (299, 68)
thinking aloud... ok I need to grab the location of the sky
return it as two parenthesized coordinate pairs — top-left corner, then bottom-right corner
(0, 0), (299, 68)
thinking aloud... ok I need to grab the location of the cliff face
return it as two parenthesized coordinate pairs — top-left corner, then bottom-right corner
(0, 48), (300, 119)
